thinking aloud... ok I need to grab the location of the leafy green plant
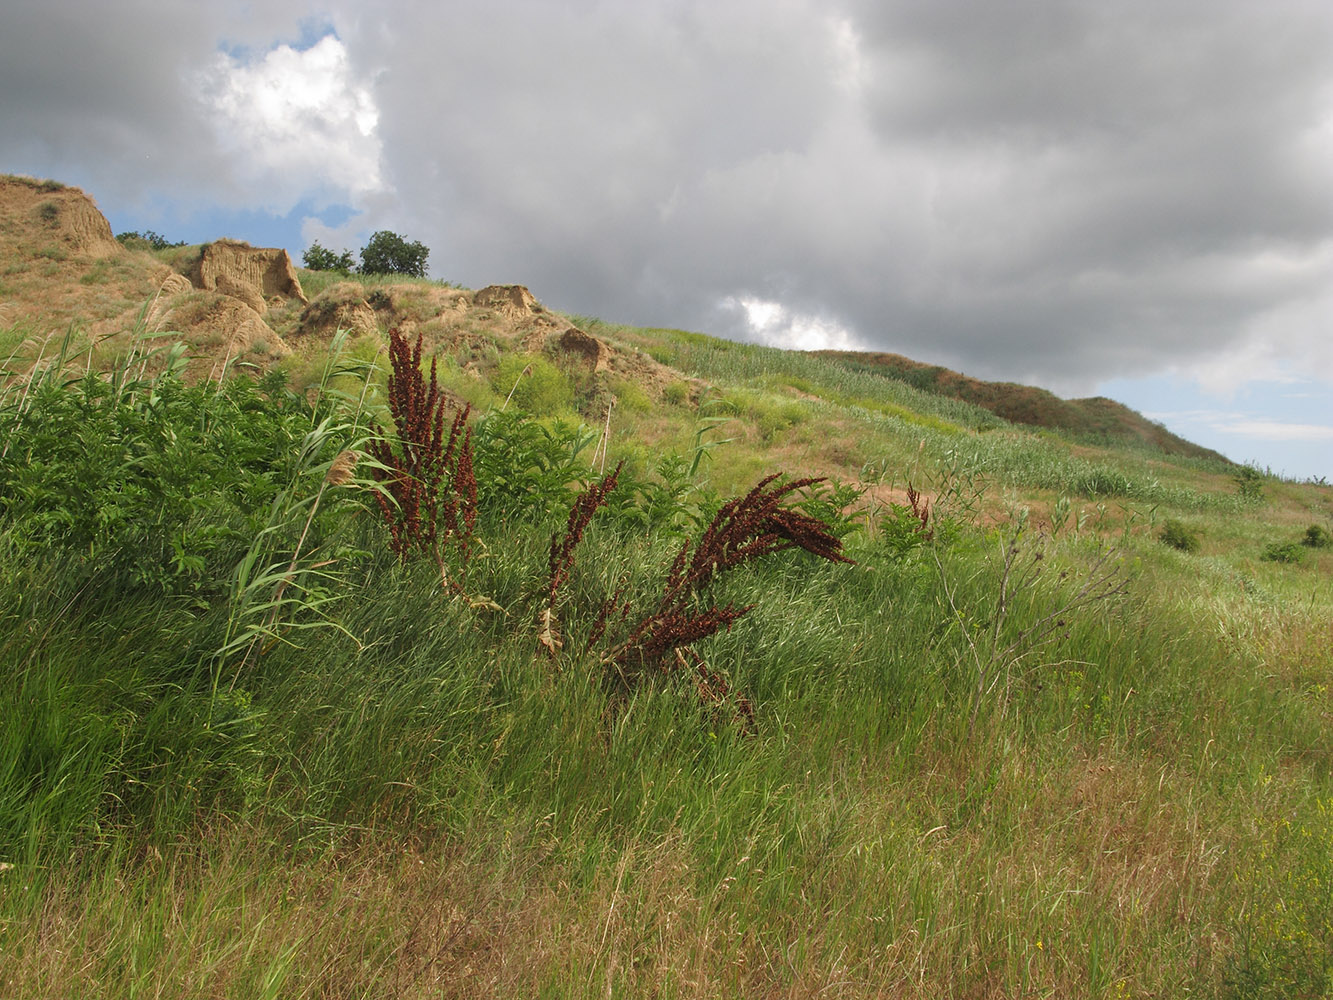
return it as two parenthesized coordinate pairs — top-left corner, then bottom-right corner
(1160, 518), (1201, 553)
(0, 359), (354, 599)
(1234, 464), (1267, 503)
(470, 410), (597, 524)
(880, 484), (934, 559)
(601, 452), (703, 534)
(1261, 541), (1302, 564)
(1302, 524), (1331, 549)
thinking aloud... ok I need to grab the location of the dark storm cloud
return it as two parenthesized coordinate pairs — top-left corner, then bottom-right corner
(0, 1), (325, 207)
(332, 1), (851, 301)
(330, 0), (1331, 389)
(3, 0), (1330, 392)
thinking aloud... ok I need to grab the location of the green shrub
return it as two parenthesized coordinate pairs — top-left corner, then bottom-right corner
(1262, 541), (1302, 564)
(0, 367), (359, 597)
(1233, 464), (1267, 503)
(717, 388), (808, 441)
(662, 381), (690, 406)
(1302, 524), (1332, 549)
(492, 354), (573, 415)
(608, 377), (651, 413)
(878, 498), (933, 559)
(1159, 518), (1200, 553)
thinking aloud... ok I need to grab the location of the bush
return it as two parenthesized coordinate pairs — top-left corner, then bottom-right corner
(1233, 464), (1266, 503)
(0, 366), (357, 597)
(115, 230), (186, 251)
(608, 377), (651, 413)
(359, 230), (430, 277)
(492, 354), (573, 415)
(663, 381), (690, 406)
(1302, 524), (1332, 549)
(1262, 541), (1302, 564)
(302, 241), (354, 273)
(1159, 518), (1200, 553)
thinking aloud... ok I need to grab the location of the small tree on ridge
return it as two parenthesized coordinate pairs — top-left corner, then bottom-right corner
(359, 230), (430, 278)
(302, 241), (355, 273)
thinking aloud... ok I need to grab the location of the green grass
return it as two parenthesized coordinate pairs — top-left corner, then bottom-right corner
(1, 314), (1331, 998)
(296, 267), (456, 301)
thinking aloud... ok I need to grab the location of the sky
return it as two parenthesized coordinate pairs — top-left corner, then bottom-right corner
(2, 0), (1329, 480)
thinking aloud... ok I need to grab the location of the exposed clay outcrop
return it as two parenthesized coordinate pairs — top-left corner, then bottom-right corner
(557, 326), (610, 372)
(473, 284), (537, 318)
(188, 240), (308, 315)
(1, 175), (121, 258)
(297, 282), (380, 339)
(163, 294), (290, 362)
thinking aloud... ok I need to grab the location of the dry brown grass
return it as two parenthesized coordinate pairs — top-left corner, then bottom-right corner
(1, 729), (1302, 999)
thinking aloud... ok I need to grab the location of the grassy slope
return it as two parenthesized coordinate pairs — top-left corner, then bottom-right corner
(813, 349), (1228, 462)
(3, 257), (1333, 997)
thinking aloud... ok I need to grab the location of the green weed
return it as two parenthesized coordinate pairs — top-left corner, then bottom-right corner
(1160, 518), (1202, 553)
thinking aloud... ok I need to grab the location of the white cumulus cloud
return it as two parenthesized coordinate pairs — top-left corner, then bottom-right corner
(199, 34), (383, 212)
(721, 295), (863, 352)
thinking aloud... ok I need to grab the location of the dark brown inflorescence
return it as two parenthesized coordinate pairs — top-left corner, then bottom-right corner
(598, 475), (853, 717)
(369, 328), (475, 588)
(539, 469), (852, 723)
(538, 462), (624, 656)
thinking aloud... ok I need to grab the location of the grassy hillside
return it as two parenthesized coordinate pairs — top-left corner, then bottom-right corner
(2, 203), (1333, 997)
(813, 349), (1228, 462)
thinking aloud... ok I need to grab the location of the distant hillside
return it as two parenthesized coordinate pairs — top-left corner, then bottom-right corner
(813, 350), (1227, 463)
(1, 173), (1228, 469)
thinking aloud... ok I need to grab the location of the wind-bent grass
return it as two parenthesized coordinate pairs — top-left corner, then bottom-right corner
(2, 317), (1332, 998)
(5, 501), (1330, 997)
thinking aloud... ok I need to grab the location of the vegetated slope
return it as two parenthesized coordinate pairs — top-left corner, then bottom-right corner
(814, 349), (1227, 462)
(0, 174), (311, 375)
(3, 173), (1230, 475)
(5, 176), (1333, 999)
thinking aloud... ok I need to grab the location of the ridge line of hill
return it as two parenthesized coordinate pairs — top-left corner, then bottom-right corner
(812, 349), (1228, 463)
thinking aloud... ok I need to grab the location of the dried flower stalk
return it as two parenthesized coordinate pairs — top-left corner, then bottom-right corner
(539, 462), (623, 655)
(603, 473), (853, 696)
(369, 328), (475, 590)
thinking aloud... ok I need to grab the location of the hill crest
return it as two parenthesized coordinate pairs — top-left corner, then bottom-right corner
(813, 349), (1226, 463)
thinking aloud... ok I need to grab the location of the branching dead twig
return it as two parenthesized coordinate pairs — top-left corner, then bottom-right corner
(935, 526), (1127, 738)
